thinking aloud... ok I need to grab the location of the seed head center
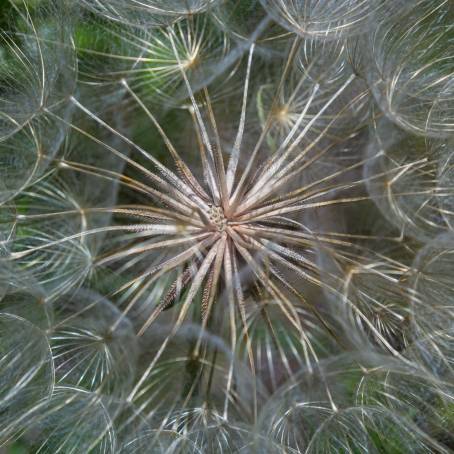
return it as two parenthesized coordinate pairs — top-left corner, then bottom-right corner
(207, 205), (227, 232)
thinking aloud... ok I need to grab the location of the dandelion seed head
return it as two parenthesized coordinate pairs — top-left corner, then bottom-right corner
(2, 1), (454, 451)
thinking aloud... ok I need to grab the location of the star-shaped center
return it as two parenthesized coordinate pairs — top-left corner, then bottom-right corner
(207, 204), (227, 232)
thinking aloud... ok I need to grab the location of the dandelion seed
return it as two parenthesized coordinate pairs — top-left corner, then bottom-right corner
(22, 386), (116, 453)
(0, 313), (54, 444)
(258, 0), (411, 40)
(259, 353), (452, 452)
(50, 288), (138, 397)
(81, 0), (221, 27)
(367, 0), (454, 137)
(0, 1), (76, 204)
(409, 232), (454, 380)
(365, 116), (453, 242)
